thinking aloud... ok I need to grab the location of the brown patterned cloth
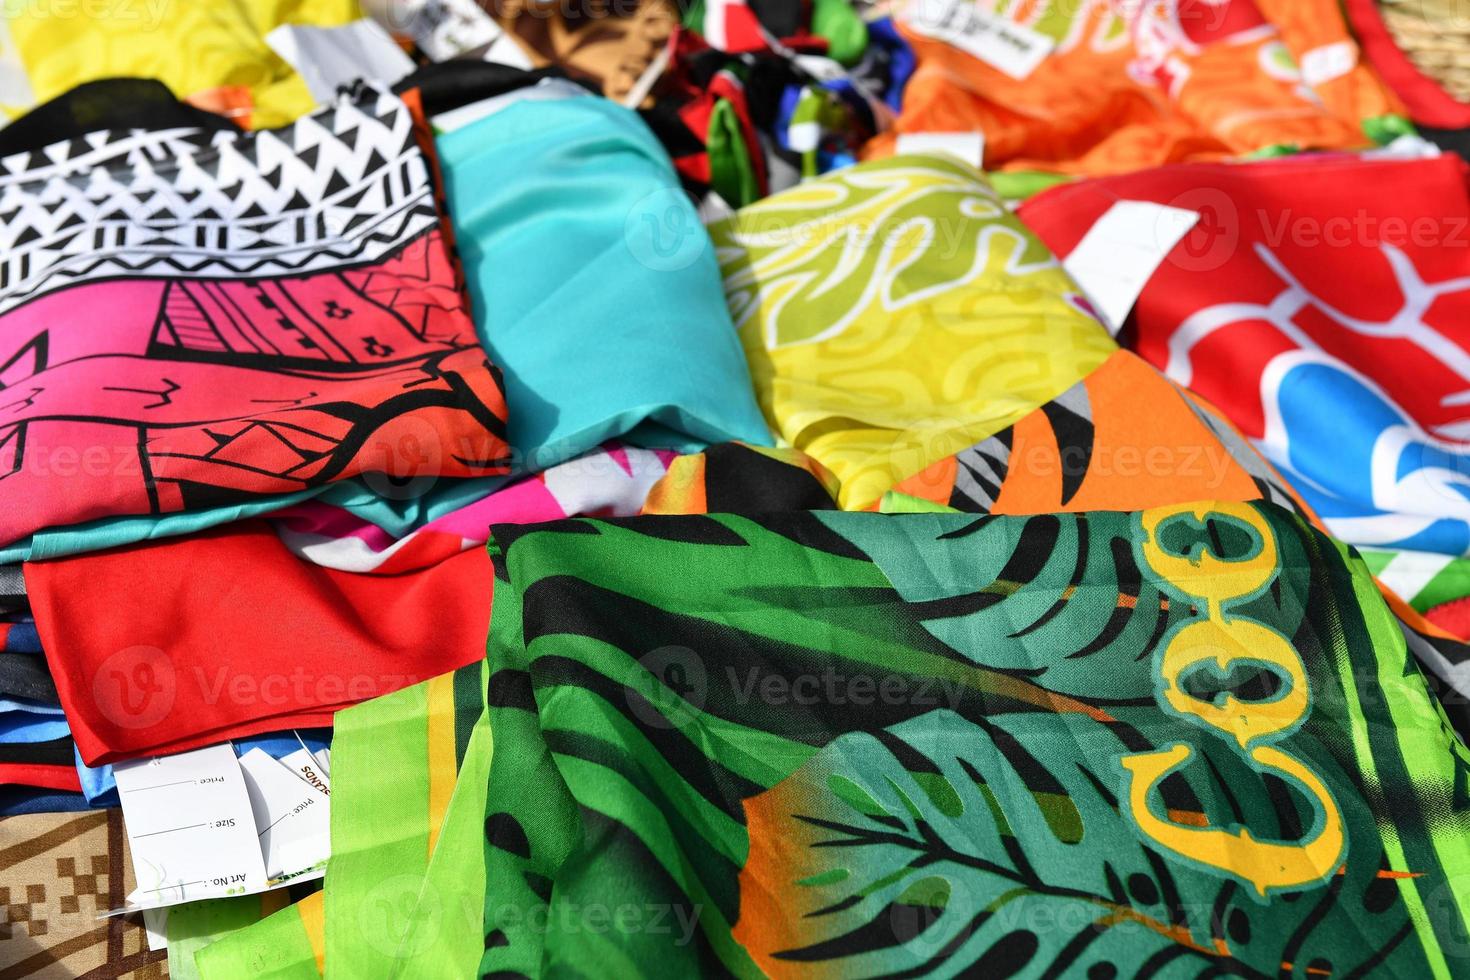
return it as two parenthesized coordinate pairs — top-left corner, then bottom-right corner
(0, 809), (166, 979)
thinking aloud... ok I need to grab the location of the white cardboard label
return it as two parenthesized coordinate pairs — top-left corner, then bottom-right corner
(142, 907), (169, 952)
(896, 131), (986, 170)
(904, 0), (1055, 80)
(267, 20), (416, 103)
(238, 749), (331, 882)
(1300, 41), (1357, 87)
(114, 745), (268, 911)
(392, 0), (502, 61)
(1062, 201), (1201, 335)
(282, 747), (331, 797)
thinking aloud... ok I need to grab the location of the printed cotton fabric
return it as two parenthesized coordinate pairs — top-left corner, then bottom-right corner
(2, 0), (361, 130)
(1019, 152), (1470, 556)
(870, 0), (1399, 175)
(0, 81), (512, 550)
(268, 444), (679, 573)
(711, 153), (1117, 509)
(0, 808), (165, 978)
(480, 504), (1470, 977)
(1364, 547), (1470, 639)
(888, 349), (1305, 516)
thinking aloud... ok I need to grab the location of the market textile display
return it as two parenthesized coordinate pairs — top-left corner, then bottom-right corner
(0, 80), (512, 557)
(480, 505), (1470, 977)
(5, 1), (1470, 978)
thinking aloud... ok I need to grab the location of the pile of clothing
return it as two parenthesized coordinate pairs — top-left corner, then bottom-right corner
(4, 0), (1470, 977)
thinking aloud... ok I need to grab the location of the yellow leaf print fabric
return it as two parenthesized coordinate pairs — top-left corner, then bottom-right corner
(5, 0), (360, 129)
(709, 155), (1117, 510)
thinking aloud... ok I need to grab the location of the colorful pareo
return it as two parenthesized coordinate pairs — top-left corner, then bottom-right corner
(0, 82), (511, 548)
(479, 502), (1470, 977)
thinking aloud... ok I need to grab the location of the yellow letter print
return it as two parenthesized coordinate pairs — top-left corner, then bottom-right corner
(1122, 502), (1345, 897)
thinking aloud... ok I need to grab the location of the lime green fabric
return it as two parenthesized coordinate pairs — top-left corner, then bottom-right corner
(397, 715), (494, 978)
(322, 682), (434, 978)
(194, 896), (320, 979)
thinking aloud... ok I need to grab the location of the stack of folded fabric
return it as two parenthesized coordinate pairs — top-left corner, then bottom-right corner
(5, 2), (1470, 978)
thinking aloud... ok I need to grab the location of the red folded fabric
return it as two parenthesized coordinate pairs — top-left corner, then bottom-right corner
(1018, 152), (1470, 557)
(0, 762), (82, 794)
(26, 520), (490, 765)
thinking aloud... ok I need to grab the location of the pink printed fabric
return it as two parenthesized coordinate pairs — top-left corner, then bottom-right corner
(270, 445), (679, 573)
(0, 83), (512, 548)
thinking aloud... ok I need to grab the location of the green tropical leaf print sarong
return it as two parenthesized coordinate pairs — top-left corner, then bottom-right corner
(479, 503), (1470, 979)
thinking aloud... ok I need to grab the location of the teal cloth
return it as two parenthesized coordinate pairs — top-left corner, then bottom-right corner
(2, 474), (510, 563)
(7, 95), (770, 560)
(436, 92), (772, 471)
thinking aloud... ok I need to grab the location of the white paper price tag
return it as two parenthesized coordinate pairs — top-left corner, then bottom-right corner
(1062, 201), (1201, 335)
(238, 749), (331, 882)
(114, 745), (268, 911)
(1300, 41), (1357, 87)
(282, 746), (331, 796)
(904, 0), (1055, 80)
(897, 131), (985, 169)
(266, 20), (415, 103)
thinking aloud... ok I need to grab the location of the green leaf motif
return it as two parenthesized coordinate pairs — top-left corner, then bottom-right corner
(733, 709), (1425, 979)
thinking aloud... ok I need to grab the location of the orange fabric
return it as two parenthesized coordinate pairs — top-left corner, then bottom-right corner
(642, 453), (709, 515)
(888, 351), (1266, 511)
(868, 0), (1378, 175)
(1254, 0), (1404, 127)
(183, 85), (254, 128)
(995, 352), (1261, 513)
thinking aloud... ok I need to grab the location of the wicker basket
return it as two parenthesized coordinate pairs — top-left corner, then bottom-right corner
(1380, 0), (1470, 102)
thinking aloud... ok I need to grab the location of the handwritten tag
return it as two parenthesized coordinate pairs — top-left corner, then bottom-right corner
(904, 0), (1055, 80)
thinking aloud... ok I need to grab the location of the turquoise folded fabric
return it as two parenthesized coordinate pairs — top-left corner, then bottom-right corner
(1, 474), (510, 563)
(436, 91), (772, 470)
